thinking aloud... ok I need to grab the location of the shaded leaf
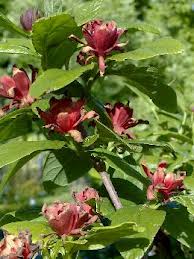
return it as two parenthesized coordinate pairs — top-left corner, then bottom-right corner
(173, 195), (194, 216)
(107, 63), (177, 113)
(0, 108), (32, 126)
(0, 152), (39, 193)
(163, 206), (194, 249)
(43, 149), (92, 189)
(0, 114), (32, 142)
(32, 13), (80, 69)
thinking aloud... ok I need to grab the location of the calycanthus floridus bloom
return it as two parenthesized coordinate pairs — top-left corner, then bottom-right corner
(42, 189), (100, 237)
(69, 20), (127, 76)
(0, 66), (37, 115)
(37, 97), (97, 142)
(105, 102), (149, 138)
(142, 161), (186, 202)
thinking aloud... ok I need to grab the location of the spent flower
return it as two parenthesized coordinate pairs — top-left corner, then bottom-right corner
(42, 201), (98, 237)
(0, 231), (37, 259)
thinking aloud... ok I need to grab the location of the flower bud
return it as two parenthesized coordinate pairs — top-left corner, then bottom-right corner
(42, 202), (98, 236)
(105, 102), (149, 138)
(0, 231), (37, 258)
(20, 8), (42, 32)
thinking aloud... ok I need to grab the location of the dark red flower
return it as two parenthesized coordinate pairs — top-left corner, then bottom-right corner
(0, 231), (37, 259)
(38, 97), (97, 142)
(42, 202), (98, 237)
(105, 102), (149, 138)
(0, 66), (37, 114)
(20, 8), (42, 32)
(142, 161), (186, 201)
(69, 20), (127, 76)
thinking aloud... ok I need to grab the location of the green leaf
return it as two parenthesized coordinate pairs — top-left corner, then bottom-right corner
(127, 139), (174, 153)
(110, 206), (166, 259)
(0, 152), (39, 194)
(32, 13), (80, 69)
(0, 12), (29, 37)
(125, 22), (160, 34)
(184, 175), (194, 191)
(70, 0), (104, 26)
(43, 149), (92, 189)
(95, 120), (143, 153)
(0, 108), (32, 125)
(0, 114), (32, 142)
(83, 134), (99, 147)
(173, 195), (194, 216)
(107, 63), (177, 113)
(84, 222), (141, 250)
(163, 206), (194, 249)
(0, 140), (65, 168)
(65, 222), (142, 251)
(2, 221), (53, 242)
(30, 64), (94, 98)
(109, 37), (184, 62)
(0, 38), (39, 57)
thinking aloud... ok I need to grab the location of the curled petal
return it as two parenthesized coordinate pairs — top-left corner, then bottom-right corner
(152, 169), (165, 186)
(142, 164), (153, 179)
(147, 185), (156, 200)
(69, 129), (83, 142)
(12, 67), (30, 100)
(0, 76), (16, 98)
(164, 173), (175, 190)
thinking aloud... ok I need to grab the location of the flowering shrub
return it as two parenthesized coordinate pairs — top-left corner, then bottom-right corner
(0, 1), (193, 258)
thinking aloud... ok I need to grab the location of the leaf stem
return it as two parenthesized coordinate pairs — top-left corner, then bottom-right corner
(99, 171), (123, 210)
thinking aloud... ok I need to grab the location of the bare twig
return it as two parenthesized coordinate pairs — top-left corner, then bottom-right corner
(100, 171), (123, 210)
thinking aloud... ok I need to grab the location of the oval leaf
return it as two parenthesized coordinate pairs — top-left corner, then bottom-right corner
(0, 140), (65, 168)
(109, 37), (184, 62)
(30, 64), (94, 98)
(32, 13), (80, 69)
